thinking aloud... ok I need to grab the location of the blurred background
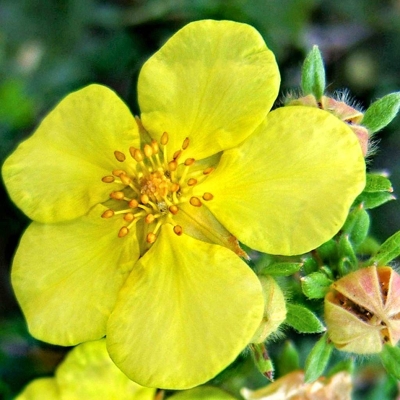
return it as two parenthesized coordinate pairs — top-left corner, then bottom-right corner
(1, 0), (400, 398)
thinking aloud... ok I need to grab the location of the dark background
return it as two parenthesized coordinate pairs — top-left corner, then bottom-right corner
(1, 0), (400, 398)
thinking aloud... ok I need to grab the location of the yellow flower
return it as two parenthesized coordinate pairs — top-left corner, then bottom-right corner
(15, 340), (156, 400)
(2, 20), (365, 389)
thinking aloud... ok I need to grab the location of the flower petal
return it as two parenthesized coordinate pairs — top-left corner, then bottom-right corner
(198, 106), (366, 255)
(107, 226), (264, 389)
(2, 84), (139, 223)
(138, 20), (279, 160)
(15, 378), (60, 400)
(12, 205), (139, 346)
(56, 340), (156, 400)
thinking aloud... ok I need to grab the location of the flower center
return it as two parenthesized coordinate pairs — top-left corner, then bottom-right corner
(101, 132), (214, 244)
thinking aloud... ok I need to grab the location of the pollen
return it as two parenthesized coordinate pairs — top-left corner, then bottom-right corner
(101, 127), (216, 246)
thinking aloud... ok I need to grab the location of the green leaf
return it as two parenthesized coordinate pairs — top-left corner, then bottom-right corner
(301, 272), (333, 299)
(364, 174), (393, 193)
(326, 359), (354, 377)
(249, 343), (274, 381)
(302, 256), (318, 275)
(362, 92), (400, 134)
(317, 239), (338, 263)
(277, 341), (300, 376)
(370, 231), (400, 266)
(285, 303), (325, 333)
(304, 333), (333, 382)
(260, 262), (303, 276)
(380, 344), (400, 380)
(169, 387), (237, 400)
(355, 191), (395, 209)
(301, 45), (326, 100)
(342, 205), (370, 248)
(338, 234), (357, 269)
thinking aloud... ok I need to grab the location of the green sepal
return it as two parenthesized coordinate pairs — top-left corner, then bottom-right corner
(301, 272), (333, 299)
(277, 341), (300, 376)
(364, 174), (393, 193)
(301, 45), (326, 100)
(285, 303), (325, 333)
(249, 343), (274, 381)
(370, 230), (400, 266)
(302, 256), (319, 275)
(342, 204), (370, 248)
(379, 344), (400, 380)
(338, 234), (358, 270)
(355, 191), (395, 209)
(260, 262), (303, 276)
(304, 333), (333, 383)
(326, 359), (354, 377)
(317, 239), (338, 264)
(362, 92), (400, 134)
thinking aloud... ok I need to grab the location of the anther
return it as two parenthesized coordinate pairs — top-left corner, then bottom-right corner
(128, 199), (139, 208)
(129, 147), (137, 158)
(102, 175), (115, 183)
(114, 151), (126, 162)
(101, 209), (114, 218)
(184, 158), (195, 166)
(134, 149), (144, 163)
(112, 169), (125, 177)
(161, 132), (169, 145)
(187, 178), (197, 186)
(118, 227), (129, 238)
(202, 192), (214, 201)
(145, 214), (155, 224)
(120, 174), (132, 185)
(174, 225), (183, 236)
(203, 167), (214, 175)
(168, 160), (178, 171)
(110, 191), (125, 200)
(169, 205), (179, 215)
(173, 150), (182, 160)
(144, 144), (153, 158)
(147, 232), (157, 243)
(124, 213), (135, 222)
(190, 197), (202, 207)
(182, 137), (190, 150)
(170, 183), (180, 192)
(151, 139), (159, 154)
(141, 194), (149, 204)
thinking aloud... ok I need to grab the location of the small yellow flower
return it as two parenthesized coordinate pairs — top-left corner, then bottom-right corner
(325, 266), (400, 354)
(15, 340), (156, 400)
(3, 20), (365, 389)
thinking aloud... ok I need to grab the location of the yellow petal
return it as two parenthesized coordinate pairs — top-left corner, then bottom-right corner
(139, 20), (279, 160)
(12, 205), (139, 345)
(2, 84), (139, 223)
(15, 378), (60, 400)
(107, 226), (264, 389)
(56, 340), (156, 400)
(169, 386), (237, 400)
(198, 106), (366, 255)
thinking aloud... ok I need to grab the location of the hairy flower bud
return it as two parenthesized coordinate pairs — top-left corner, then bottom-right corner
(324, 266), (400, 354)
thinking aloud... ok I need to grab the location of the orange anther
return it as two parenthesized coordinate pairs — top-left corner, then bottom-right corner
(110, 191), (125, 200)
(190, 197), (202, 207)
(187, 178), (197, 186)
(134, 149), (144, 162)
(120, 174), (132, 185)
(144, 144), (153, 158)
(184, 158), (195, 166)
(170, 183), (180, 192)
(161, 132), (169, 145)
(147, 232), (157, 243)
(141, 194), (149, 204)
(101, 209), (114, 218)
(182, 137), (190, 150)
(202, 192), (214, 201)
(151, 139), (159, 154)
(124, 213), (135, 222)
(129, 146), (137, 158)
(169, 205), (179, 215)
(114, 151), (126, 162)
(203, 167), (214, 175)
(118, 227), (129, 238)
(168, 160), (177, 172)
(173, 150), (182, 160)
(145, 214), (155, 224)
(102, 175), (115, 183)
(128, 199), (139, 208)
(112, 169), (125, 177)
(174, 225), (183, 236)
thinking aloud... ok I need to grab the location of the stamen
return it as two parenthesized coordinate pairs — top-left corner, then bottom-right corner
(114, 151), (126, 162)
(141, 194), (149, 204)
(187, 178), (197, 186)
(110, 191), (125, 200)
(113, 169), (126, 177)
(124, 213), (135, 222)
(144, 144), (153, 158)
(134, 149), (144, 163)
(128, 199), (139, 208)
(118, 227), (129, 238)
(170, 183), (180, 192)
(202, 192), (214, 201)
(168, 160), (178, 172)
(174, 225), (183, 236)
(190, 197), (202, 207)
(184, 158), (195, 166)
(101, 209), (114, 218)
(119, 174), (132, 185)
(161, 132), (169, 145)
(169, 205), (179, 215)
(182, 137), (190, 150)
(145, 214), (155, 224)
(151, 139), (159, 154)
(173, 150), (182, 160)
(102, 175), (115, 183)
(203, 167), (214, 175)
(147, 232), (157, 243)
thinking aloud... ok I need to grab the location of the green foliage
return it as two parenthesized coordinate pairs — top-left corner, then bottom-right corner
(277, 341), (300, 376)
(370, 230), (400, 266)
(249, 343), (274, 380)
(342, 204), (370, 248)
(304, 334), (333, 383)
(380, 344), (400, 380)
(301, 272), (332, 299)
(301, 45), (325, 100)
(259, 262), (303, 276)
(285, 304), (325, 333)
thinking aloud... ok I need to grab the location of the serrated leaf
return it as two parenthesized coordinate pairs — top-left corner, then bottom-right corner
(260, 262), (303, 276)
(286, 303), (325, 333)
(304, 333), (333, 382)
(301, 272), (333, 299)
(301, 45), (325, 100)
(380, 344), (400, 380)
(362, 92), (400, 134)
(370, 231), (400, 266)
(364, 174), (393, 193)
(355, 191), (395, 209)
(277, 341), (300, 376)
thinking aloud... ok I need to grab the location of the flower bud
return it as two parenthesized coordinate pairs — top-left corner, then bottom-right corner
(324, 266), (400, 354)
(250, 275), (286, 343)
